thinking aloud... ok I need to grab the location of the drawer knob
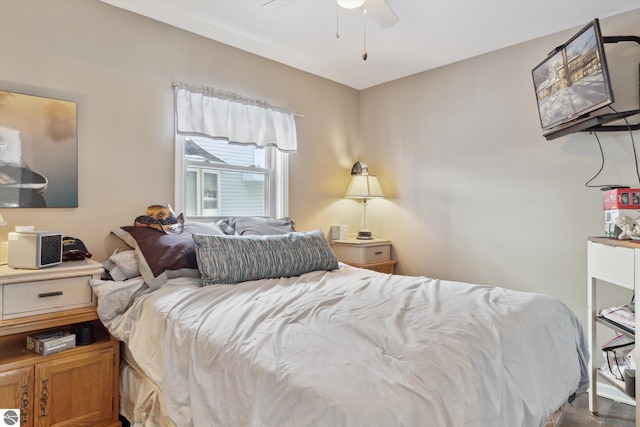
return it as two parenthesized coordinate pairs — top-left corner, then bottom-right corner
(375, 251), (383, 255)
(38, 291), (63, 298)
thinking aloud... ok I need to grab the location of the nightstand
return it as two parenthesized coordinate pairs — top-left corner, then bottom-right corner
(0, 260), (120, 427)
(330, 238), (397, 274)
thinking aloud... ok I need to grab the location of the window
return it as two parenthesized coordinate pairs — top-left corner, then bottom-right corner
(173, 83), (296, 220)
(175, 135), (288, 220)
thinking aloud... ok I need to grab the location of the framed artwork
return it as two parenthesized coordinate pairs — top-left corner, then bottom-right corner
(0, 90), (78, 208)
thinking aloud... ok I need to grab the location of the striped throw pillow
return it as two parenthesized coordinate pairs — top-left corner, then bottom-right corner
(193, 229), (338, 285)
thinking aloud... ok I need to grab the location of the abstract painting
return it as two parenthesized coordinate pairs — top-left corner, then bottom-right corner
(0, 90), (77, 207)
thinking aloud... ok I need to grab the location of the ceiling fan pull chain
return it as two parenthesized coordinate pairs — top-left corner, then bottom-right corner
(362, 1), (368, 60)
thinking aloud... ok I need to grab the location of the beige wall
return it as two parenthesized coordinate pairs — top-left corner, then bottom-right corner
(357, 10), (640, 326)
(0, 0), (361, 258)
(1, 1), (639, 329)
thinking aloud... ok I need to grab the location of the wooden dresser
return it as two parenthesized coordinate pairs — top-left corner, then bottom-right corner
(0, 260), (120, 427)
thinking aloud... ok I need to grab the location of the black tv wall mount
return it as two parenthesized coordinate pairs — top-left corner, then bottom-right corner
(544, 35), (640, 141)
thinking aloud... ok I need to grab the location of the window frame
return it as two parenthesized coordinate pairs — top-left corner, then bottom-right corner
(174, 134), (289, 220)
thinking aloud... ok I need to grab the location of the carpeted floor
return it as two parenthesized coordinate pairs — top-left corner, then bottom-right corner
(562, 393), (635, 427)
(120, 393), (636, 427)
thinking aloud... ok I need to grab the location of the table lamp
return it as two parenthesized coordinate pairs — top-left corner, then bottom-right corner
(345, 162), (384, 240)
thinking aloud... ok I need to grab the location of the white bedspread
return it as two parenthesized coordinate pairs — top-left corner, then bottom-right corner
(92, 264), (589, 427)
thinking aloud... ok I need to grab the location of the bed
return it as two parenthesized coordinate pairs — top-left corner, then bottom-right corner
(91, 218), (589, 427)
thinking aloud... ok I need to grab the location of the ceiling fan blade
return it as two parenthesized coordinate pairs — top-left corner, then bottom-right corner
(367, 0), (399, 28)
(261, 0), (294, 10)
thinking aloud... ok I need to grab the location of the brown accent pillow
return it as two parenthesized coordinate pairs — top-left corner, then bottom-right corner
(112, 222), (224, 289)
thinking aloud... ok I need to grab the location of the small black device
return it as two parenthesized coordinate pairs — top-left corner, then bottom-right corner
(600, 186), (630, 191)
(71, 322), (95, 345)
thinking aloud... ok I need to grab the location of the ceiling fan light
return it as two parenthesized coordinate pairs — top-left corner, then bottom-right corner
(337, 0), (365, 9)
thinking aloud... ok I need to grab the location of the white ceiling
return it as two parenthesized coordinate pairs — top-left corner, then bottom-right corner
(101, 0), (640, 90)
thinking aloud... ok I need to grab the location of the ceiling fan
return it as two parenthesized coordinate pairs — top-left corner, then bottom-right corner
(337, 0), (399, 60)
(263, 0), (399, 61)
(336, 0), (399, 29)
(337, 0), (399, 61)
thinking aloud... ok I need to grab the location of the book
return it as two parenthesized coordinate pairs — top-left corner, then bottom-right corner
(599, 305), (635, 333)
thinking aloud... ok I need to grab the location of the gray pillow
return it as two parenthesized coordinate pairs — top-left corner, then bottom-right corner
(193, 229), (338, 285)
(217, 216), (295, 236)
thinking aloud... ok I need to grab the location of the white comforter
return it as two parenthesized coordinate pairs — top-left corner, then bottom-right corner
(92, 264), (589, 427)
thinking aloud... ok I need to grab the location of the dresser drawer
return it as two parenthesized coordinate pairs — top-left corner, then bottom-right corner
(588, 241), (635, 289)
(331, 242), (390, 265)
(3, 276), (94, 319)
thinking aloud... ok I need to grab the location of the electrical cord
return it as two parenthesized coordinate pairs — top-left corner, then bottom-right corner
(584, 106), (640, 188)
(609, 106), (640, 184)
(584, 131), (610, 188)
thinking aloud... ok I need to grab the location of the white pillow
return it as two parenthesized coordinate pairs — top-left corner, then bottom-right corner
(103, 248), (140, 281)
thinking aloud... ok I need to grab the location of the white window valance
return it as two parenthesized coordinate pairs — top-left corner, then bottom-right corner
(174, 82), (297, 152)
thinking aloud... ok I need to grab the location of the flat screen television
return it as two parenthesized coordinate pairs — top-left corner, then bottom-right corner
(532, 18), (614, 131)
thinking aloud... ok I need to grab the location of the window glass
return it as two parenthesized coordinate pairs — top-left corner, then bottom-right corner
(179, 136), (283, 219)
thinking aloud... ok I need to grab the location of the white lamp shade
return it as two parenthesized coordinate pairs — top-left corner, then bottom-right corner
(345, 175), (384, 199)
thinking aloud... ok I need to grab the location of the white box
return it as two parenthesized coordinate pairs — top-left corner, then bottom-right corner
(330, 225), (348, 240)
(604, 209), (640, 238)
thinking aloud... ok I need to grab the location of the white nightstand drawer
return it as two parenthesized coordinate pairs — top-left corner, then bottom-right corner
(331, 241), (390, 265)
(588, 241), (635, 289)
(3, 276), (94, 319)
(360, 245), (390, 264)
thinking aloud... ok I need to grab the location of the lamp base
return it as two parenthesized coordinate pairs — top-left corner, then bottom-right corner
(356, 231), (373, 240)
